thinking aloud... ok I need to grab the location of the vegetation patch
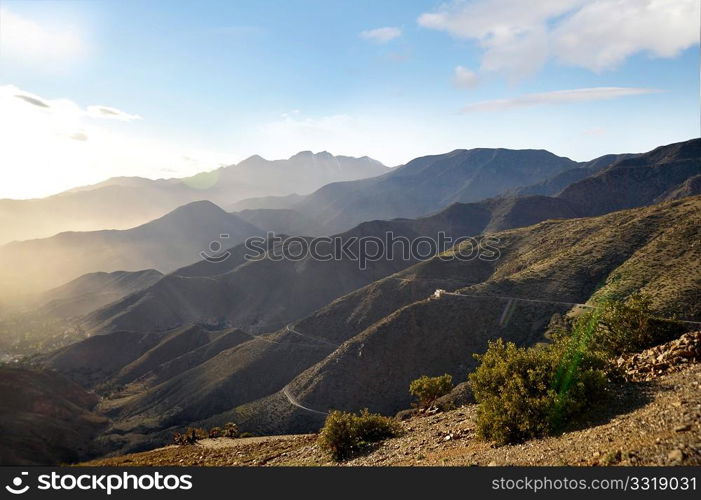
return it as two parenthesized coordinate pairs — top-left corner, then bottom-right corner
(468, 294), (684, 445)
(173, 427), (208, 445)
(173, 422), (239, 445)
(589, 294), (686, 356)
(409, 374), (453, 409)
(317, 409), (402, 461)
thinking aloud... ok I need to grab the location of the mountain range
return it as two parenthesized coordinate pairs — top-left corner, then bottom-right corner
(70, 139), (701, 338)
(232, 148), (581, 233)
(30, 138), (700, 457)
(0, 152), (387, 245)
(1, 137), (699, 464)
(43, 194), (701, 454)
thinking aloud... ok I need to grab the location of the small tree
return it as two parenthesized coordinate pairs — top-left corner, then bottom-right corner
(592, 293), (685, 356)
(317, 409), (402, 461)
(222, 422), (239, 438)
(469, 338), (608, 445)
(409, 374), (453, 409)
(173, 427), (207, 445)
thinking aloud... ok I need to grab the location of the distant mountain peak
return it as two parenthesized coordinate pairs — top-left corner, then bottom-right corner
(241, 154), (267, 163)
(290, 150), (315, 159)
(169, 199), (225, 214)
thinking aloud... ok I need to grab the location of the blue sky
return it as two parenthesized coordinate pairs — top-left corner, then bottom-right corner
(0, 0), (699, 198)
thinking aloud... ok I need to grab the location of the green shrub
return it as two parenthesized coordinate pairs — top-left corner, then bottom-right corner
(469, 337), (608, 445)
(317, 409), (402, 460)
(468, 295), (685, 446)
(409, 374), (453, 409)
(222, 422), (239, 438)
(591, 294), (685, 356)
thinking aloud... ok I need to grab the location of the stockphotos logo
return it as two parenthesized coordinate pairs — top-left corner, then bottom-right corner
(5, 472), (29, 495)
(3, 471), (193, 496)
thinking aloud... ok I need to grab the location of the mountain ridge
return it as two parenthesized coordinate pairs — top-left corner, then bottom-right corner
(0, 152), (388, 244)
(0, 200), (264, 295)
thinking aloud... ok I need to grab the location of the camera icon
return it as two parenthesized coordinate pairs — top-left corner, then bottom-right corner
(5, 472), (29, 494)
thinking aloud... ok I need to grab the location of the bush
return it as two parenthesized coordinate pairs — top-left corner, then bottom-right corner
(208, 427), (222, 438)
(409, 374), (453, 408)
(591, 294), (686, 356)
(469, 338), (608, 445)
(468, 295), (685, 446)
(173, 427), (208, 445)
(317, 409), (402, 460)
(222, 422), (239, 438)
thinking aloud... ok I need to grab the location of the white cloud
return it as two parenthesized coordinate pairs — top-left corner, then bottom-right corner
(461, 87), (661, 112)
(0, 8), (88, 68)
(418, 0), (700, 78)
(360, 26), (402, 43)
(0, 85), (229, 199)
(11, 88), (142, 122)
(86, 106), (142, 122)
(419, 0), (582, 79)
(551, 0), (701, 72)
(453, 65), (479, 88)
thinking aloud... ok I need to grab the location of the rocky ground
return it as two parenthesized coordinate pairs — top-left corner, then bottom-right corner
(616, 330), (701, 382)
(83, 364), (701, 467)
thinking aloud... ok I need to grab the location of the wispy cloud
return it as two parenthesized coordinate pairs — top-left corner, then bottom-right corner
(360, 26), (402, 44)
(461, 87), (661, 113)
(453, 66), (479, 89)
(419, 0), (700, 80)
(14, 94), (50, 108)
(12, 89), (142, 122)
(86, 106), (142, 122)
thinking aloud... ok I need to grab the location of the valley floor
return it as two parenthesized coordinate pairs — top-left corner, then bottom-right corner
(83, 364), (701, 467)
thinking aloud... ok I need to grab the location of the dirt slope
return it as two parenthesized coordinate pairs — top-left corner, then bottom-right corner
(82, 363), (701, 467)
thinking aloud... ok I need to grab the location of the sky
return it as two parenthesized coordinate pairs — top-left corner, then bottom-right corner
(0, 0), (699, 199)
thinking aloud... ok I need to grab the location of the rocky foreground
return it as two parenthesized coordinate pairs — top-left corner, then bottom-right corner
(84, 333), (701, 467)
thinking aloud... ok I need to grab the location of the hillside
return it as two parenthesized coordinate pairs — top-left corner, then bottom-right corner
(559, 139), (701, 215)
(38, 269), (164, 319)
(0, 152), (387, 245)
(234, 208), (319, 236)
(0, 367), (109, 465)
(511, 153), (638, 197)
(78, 195), (579, 338)
(0, 269), (163, 359)
(189, 196), (701, 439)
(0, 201), (263, 295)
(83, 362), (701, 466)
